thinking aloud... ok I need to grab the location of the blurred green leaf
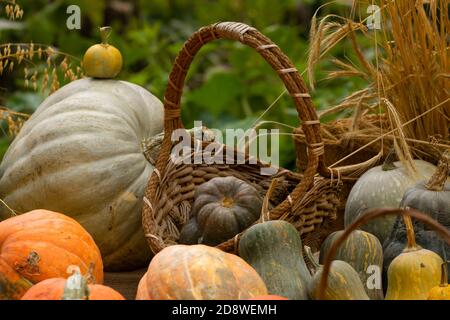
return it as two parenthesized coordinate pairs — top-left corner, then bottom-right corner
(188, 72), (243, 117)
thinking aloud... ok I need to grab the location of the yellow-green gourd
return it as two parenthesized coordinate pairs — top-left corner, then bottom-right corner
(427, 262), (450, 300)
(385, 215), (443, 300)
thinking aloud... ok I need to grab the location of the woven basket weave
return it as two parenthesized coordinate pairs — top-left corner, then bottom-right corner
(142, 22), (342, 255)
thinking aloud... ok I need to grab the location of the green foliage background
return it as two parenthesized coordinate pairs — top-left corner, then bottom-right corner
(0, 0), (368, 169)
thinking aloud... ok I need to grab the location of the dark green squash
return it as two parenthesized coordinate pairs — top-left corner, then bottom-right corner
(305, 246), (369, 300)
(178, 217), (201, 245)
(179, 176), (262, 246)
(319, 230), (384, 299)
(383, 151), (450, 286)
(238, 220), (311, 300)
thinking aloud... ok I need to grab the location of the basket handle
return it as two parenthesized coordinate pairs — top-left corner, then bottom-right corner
(147, 22), (329, 222)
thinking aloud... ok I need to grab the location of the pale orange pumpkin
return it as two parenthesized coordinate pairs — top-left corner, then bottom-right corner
(0, 209), (103, 300)
(22, 270), (123, 300)
(135, 272), (149, 300)
(83, 26), (123, 79)
(136, 245), (267, 300)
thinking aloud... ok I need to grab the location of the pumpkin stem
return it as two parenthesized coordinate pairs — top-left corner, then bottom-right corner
(62, 269), (90, 300)
(425, 151), (449, 192)
(382, 148), (397, 171)
(304, 245), (321, 271)
(403, 214), (420, 251)
(440, 262), (448, 287)
(99, 26), (112, 45)
(221, 197), (234, 208)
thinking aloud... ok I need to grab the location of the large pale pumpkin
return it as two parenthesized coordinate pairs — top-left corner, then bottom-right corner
(0, 210), (103, 300)
(138, 244), (268, 300)
(344, 153), (436, 244)
(0, 78), (164, 271)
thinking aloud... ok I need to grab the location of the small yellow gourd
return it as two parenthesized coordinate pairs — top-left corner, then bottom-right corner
(385, 214), (443, 300)
(83, 26), (123, 79)
(428, 262), (450, 300)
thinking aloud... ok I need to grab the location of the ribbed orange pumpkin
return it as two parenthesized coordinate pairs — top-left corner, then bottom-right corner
(0, 210), (103, 300)
(21, 278), (124, 300)
(137, 245), (268, 300)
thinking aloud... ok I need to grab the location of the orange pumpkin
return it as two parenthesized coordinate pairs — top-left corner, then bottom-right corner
(137, 245), (268, 300)
(22, 271), (124, 300)
(83, 26), (123, 79)
(0, 209), (103, 299)
(0, 258), (32, 300)
(248, 295), (288, 300)
(135, 272), (149, 300)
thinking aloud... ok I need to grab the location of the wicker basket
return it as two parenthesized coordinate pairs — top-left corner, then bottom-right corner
(294, 113), (392, 222)
(142, 22), (343, 255)
(293, 110), (448, 221)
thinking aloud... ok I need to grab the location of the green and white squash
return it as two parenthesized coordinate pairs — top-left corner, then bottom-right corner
(305, 246), (369, 300)
(0, 78), (164, 271)
(319, 230), (384, 299)
(344, 151), (437, 245)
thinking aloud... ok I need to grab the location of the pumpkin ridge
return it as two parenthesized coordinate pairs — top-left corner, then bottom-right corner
(2, 240), (97, 280)
(1, 153), (147, 208)
(0, 136), (142, 184)
(0, 216), (89, 239)
(2, 227), (98, 258)
(182, 255), (203, 300)
(2, 225), (101, 262)
(20, 93), (141, 138)
(29, 90), (158, 145)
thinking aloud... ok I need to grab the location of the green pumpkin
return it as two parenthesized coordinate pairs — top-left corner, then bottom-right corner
(305, 246), (369, 300)
(238, 220), (311, 300)
(320, 230), (383, 299)
(179, 176), (262, 246)
(344, 151), (436, 244)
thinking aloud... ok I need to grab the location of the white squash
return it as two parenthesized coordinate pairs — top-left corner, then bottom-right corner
(0, 78), (163, 271)
(344, 153), (437, 245)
